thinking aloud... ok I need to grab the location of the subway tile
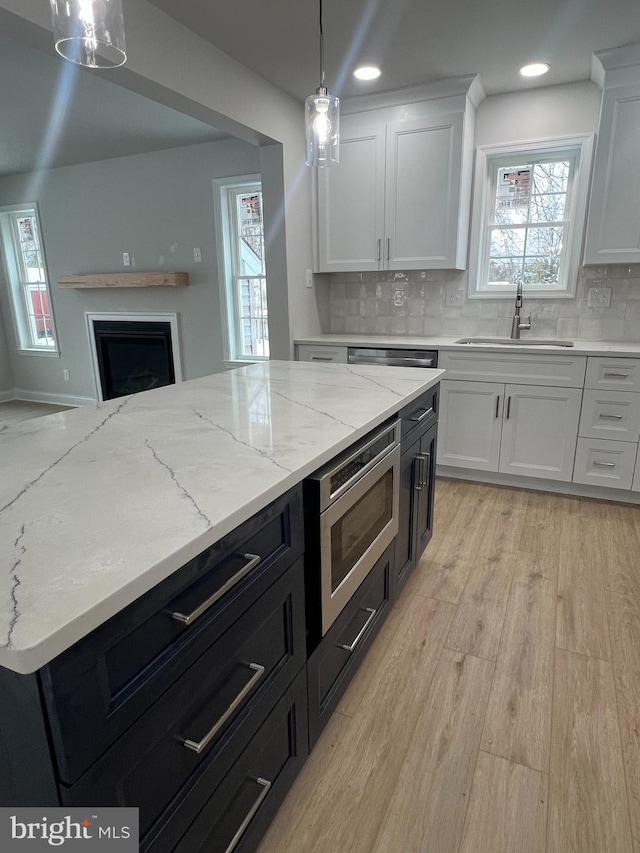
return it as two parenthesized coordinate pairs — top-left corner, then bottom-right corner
(360, 317), (376, 334)
(623, 279), (640, 299)
(624, 301), (640, 321)
(578, 317), (603, 339)
(408, 283), (426, 299)
(601, 319), (625, 340)
(344, 315), (360, 333)
(425, 299), (445, 317)
(331, 280), (346, 299)
(330, 315), (345, 333)
(622, 321), (640, 341)
(606, 264), (640, 279)
(423, 317), (445, 335)
(345, 299), (360, 316)
(557, 318), (579, 338)
(330, 299), (346, 317)
(407, 316), (425, 335)
(558, 298), (583, 318)
(407, 298), (426, 317)
(391, 316), (408, 334)
(375, 316), (392, 334)
(346, 282), (361, 300)
(361, 297), (376, 318)
(375, 298), (392, 316)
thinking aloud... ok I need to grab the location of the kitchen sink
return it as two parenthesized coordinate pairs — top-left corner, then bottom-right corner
(455, 337), (574, 347)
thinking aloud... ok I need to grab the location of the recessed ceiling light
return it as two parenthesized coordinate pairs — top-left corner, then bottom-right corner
(519, 62), (550, 78)
(354, 65), (381, 81)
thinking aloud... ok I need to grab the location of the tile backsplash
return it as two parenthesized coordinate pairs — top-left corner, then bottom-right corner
(322, 266), (640, 341)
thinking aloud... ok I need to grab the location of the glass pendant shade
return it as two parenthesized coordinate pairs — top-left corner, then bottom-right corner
(305, 87), (340, 167)
(50, 0), (127, 68)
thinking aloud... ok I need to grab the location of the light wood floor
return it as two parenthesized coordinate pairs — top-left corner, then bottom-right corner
(0, 400), (73, 428)
(258, 478), (640, 853)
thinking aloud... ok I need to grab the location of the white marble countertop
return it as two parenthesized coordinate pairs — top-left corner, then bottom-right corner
(0, 360), (443, 674)
(295, 333), (640, 357)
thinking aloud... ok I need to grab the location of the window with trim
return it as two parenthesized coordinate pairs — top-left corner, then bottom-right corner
(215, 177), (269, 361)
(468, 135), (594, 299)
(0, 206), (58, 352)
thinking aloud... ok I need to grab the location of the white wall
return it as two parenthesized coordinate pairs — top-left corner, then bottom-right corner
(0, 138), (260, 400)
(475, 81), (601, 147)
(0, 297), (13, 395)
(0, 0), (319, 365)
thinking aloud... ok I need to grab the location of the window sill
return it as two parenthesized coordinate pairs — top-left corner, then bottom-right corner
(467, 288), (575, 301)
(17, 347), (60, 357)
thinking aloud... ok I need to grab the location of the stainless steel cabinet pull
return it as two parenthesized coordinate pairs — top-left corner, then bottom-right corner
(410, 407), (434, 423)
(310, 356), (333, 361)
(414, 454), (426, 491)
(224, 777), (272, 853)
(377, 238), (381, 262)
(423, 452), (431, 488)
(604, 371), (630, 378)
(182, 663), (265, 754)
(337, 607), (377, 652)
(386, 237), (390, 261)
(495, 396), (500, 419)
(506, 396), (512, 419)
(172, 553), (261, 625)
(599, 413), (624, 420)
(593, 461), (617, 468)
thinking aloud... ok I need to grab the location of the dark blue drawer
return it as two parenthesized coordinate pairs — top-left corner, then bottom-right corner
(400, 385), (439, 442)
(43, 484), (303, 784)
(61, 558), (306, 841)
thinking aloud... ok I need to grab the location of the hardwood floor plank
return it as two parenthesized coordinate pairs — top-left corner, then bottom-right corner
(603, 562), (640, 844)
(447, 551), (516, 661)
(518, 491), (579, 556)
(458, 751), (548, 853)
(476, 485), (529, 560)
(258, 598), (456, 853)
(433, 483), (498, 564)
(548, 649), (633, 853)
(371, 649), (494, 853)
(481, 552), (557, 772)
(556, 551), (611, 661)
(406, 537), (475, 605)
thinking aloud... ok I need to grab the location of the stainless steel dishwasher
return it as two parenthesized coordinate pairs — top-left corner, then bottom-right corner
(347, 347), (438, 368)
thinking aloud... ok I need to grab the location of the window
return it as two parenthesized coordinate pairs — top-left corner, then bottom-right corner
(0, 205), (58, 352)
(215, 177), (269, 361)
(468, 135), (594, 299)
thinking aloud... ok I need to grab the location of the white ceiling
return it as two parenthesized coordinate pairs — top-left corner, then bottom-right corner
(0, 33), (228, 178)
(148, 0), (640, 100)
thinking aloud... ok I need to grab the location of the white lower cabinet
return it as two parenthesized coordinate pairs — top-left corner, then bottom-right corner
(573, 437), (637, 490)
(438, 380), (582, 482)
(295, 344), (348, 364)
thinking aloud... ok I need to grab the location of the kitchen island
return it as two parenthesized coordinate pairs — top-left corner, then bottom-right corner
(0, 360), (442, 852)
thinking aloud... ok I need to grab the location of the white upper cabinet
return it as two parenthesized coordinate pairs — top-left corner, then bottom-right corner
(313, 78), (481, 273)
(584, 47), (640, 265)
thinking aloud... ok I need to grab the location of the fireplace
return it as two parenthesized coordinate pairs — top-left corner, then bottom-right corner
(87, 313), (182, 402)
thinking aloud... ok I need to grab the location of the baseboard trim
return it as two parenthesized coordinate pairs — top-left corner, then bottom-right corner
(436, 464), (640, 506)
(0, 389), (14, 402)
(12, 389), (97, 407)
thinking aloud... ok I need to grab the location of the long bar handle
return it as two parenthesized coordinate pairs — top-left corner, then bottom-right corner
(506, 396), (512, 419)
(377, 238), (381, 262)
(604, 371), (630, 378)
(172, 553), (261, 625)
(495, 396), (501, 419)
(410, 406), (434, 423)
(414, 454), (426, 491)
(423, 452), (431, 488)
(593, 461), (617, 468)
(599, 413), (624, 420)
(337, 607), (377, 652)
(182, 663), (265, 754)
(224, 777), (272, 853)
(310, 356), (334, 362)
(386, 237), (390, 261)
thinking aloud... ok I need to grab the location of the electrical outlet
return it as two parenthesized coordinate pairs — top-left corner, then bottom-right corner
(122, 252), (130, 267)
(306, 269), (313, 289)
(446, 290), (464, 307)
(588, 286), (612, 308)
(393, 290), (405, 307)
(63, 369), (70, 381)
(193, 247), (202, 263)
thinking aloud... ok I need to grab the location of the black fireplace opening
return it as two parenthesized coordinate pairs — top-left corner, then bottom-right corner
(93, 320), (175, 401)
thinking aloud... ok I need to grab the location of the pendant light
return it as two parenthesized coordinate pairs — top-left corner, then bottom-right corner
(50, 0), (127, 68)
(305, 0), (339, 167)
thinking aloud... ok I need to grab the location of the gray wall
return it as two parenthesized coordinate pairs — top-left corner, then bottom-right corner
(0, 138), (260, 400)
(0, 294), (13, 395)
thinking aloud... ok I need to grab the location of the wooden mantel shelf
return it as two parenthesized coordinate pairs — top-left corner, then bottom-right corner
(57, 272), (189, 289)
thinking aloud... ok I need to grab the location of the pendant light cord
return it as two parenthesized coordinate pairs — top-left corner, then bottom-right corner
(319, 0), (325, 89)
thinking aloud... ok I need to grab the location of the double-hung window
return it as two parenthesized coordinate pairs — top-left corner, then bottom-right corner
(468, 135), (594, 299)
(0, 205), (58, 352)
(215, 177), (269, 362)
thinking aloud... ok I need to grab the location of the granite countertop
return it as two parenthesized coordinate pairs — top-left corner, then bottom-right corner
(0, 360), (443, 674)
(295, 334), (640, 357)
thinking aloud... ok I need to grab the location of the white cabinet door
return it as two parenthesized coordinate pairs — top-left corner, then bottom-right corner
(315, 114), (385, 272)
(437, 379), (503, 471)
(295, 344), (348, 363)
(499, 384), (582, 481)
(584, 84), (640, 264)
(385, 114), (465, 270)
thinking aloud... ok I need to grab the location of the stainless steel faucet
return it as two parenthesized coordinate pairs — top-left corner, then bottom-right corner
(511, 281), (531, 339)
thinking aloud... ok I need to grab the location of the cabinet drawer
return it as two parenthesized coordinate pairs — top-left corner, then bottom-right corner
(296, 344), (348, 363)
(579, 389), (640, 442)
(63, 559), (306, 839)
(438, 351), (586, 387)
(43, 485), (303, 783)
(573, 437), (637, 490)
(585, 357), (640, 391)
(307, 543), (393, 749)
(145, 668), (308, 853)
(400, 385), (438, 442)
